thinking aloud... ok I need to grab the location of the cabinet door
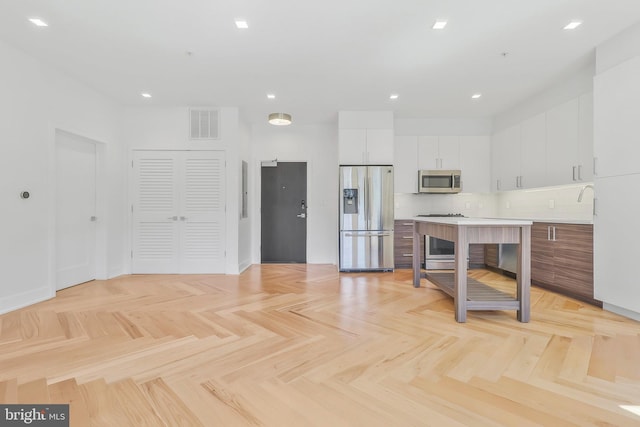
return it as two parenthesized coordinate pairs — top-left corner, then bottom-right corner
(577, 92), (594, 182)
(491, 125), (520, 191)
(394, 136), (418, 193)
(546, 98), (579, 185)
(339, 129), (366, 164)
(593, 56), (640, 178)
(366, 129), (394, 164)
(438, 136), (460, 169)
(554, 224), (593, 300)
(459, 136), (490, 193)
(520, 113), (547, 188)
(531, 223), (555, 286)
(417, 136), (439, 169)
(594, 174), (640, 312)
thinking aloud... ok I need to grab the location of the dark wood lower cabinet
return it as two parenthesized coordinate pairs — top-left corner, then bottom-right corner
(394, 220), (423, 269)
(531, 222), (599, 306)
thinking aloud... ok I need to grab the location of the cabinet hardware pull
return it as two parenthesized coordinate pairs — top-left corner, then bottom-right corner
(402, 236), (413, 239)
(572, 166), (577, 181)
(402, 254), (413, 257)
(552, 226), (557, 241)
(578, 165), (582, 181)
(547, 226), (551, 241)
(402, 222), (413, 225)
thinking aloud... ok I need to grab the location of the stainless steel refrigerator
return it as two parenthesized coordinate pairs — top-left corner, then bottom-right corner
(339, 165), (394, 271)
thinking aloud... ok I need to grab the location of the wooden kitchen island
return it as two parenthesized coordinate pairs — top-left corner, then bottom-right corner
(412, 217), (533, 323)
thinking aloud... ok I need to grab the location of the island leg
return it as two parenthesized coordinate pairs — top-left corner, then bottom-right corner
(517, 225), (531, 322)
(454, 228), (468, 322)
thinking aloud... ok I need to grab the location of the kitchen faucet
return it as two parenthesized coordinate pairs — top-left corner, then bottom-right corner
(577, 184), (594, 202)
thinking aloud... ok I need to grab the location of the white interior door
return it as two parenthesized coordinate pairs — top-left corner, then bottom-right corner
(132, 151), (180, 273)
(56, 133), (97, 290)
(180, 151), (226, 273)
(132, 150), (225, 274)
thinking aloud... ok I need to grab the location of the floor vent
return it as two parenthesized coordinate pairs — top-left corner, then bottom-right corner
(189, 108), (219, 140)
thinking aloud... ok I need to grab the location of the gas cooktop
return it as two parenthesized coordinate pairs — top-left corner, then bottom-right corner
(417, 213), (466, 218)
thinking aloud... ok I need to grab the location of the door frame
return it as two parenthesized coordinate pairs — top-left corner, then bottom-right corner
(49, 129), (107, 294)
(255, 159), (309, 264)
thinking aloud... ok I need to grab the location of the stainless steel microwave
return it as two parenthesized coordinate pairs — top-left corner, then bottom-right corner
(418, 170), (462, 193)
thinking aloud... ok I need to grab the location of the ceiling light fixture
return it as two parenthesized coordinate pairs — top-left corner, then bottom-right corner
(267, 94), (276, 99)
(564, 21), (582, 30)
(235, 20), (249, 29)
(268, 113), (292, 126)
(433, 20), (447, 30)
(28, 18), (48, 27)
(141, 93), (152, 98)
(471, 93), (482, 99)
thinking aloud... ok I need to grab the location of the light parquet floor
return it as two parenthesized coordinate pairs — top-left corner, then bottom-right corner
(1, 265), (639, 426)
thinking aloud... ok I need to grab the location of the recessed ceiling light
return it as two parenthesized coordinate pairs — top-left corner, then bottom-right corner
(471, 93), (482, 99)
(28, 18), (48, 27)
(267, 94), (276, 99)
(433, 20), (447, 30)
(389, 94), (399, 100)
(235, 20), (249, 29)
(141, 93), (152, 98)
(564, 21), (582, 30)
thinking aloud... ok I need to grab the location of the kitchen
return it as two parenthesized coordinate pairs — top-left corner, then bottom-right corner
(2, 2), (640, 425)
(1, 1), (639, 321)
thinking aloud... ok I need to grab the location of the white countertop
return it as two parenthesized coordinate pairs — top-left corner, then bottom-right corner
(411, 217), (533, 226)
(398, 217), (592, 225)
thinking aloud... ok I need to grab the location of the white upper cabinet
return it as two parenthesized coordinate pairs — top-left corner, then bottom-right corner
(577, 92), (594, 182)
(338, 128), (394, 165)
(394, 136), (419, 193)
(417, 136), (460, 170)
(338, 111), (394, 165)
(365, 129), (394, 164)
(594, 56), (640, 178)
(546, 98), (580, 185)
(520, 112), (547, 189)
(459, 136), (490, 193)
(491, 125), (521, 191)
(491, 92), (594, 192)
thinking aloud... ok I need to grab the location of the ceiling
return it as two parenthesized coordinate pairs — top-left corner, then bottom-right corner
(1, 0), (639, 125)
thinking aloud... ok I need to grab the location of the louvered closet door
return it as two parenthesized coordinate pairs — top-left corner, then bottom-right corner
(132, 151), (180, 273)
(179, 151), (225, 273)
(132, 150), (226, 274)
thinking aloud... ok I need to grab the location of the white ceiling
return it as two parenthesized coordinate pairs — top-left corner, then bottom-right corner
(1, 1), (640, 125)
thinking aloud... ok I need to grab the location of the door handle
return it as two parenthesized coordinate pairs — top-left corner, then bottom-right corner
(167, 216), (178, 220)
(90, 216), (97, 222)
(296, 213), (306, 218)
(179, 216), (187, 221)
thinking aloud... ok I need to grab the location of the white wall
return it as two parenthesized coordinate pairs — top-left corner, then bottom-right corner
(0, 40), (124, 314)
(250, 123), (338, 265)
(493, 63), (595, 133)
(122, 106), (243, 274)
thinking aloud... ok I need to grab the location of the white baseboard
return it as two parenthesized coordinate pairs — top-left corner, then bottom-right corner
(603, 303), (640, 322)
(0, 286), (53, 315)
(238, 260), (252, 274)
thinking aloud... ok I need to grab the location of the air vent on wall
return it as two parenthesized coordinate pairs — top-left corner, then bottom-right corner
(189, 108), (219, 140)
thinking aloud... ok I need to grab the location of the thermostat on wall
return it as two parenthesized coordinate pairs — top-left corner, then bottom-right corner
(20, 191), (30, 199)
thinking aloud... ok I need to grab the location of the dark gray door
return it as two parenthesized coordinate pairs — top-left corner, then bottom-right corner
(261, 162), (307, 263)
